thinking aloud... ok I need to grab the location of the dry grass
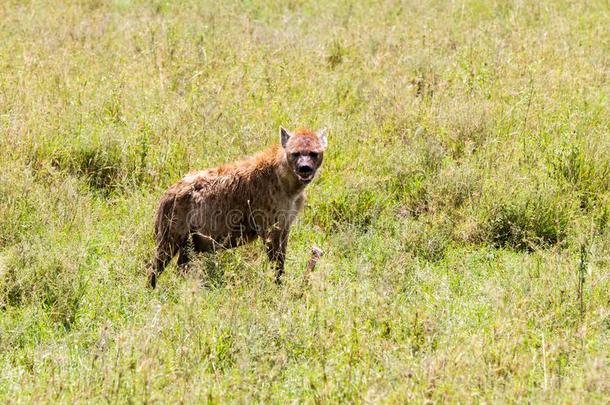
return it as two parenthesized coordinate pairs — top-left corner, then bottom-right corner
(0, 0), (608, 402)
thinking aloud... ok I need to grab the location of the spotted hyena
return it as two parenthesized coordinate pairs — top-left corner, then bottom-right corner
(149, 127), (328, 288)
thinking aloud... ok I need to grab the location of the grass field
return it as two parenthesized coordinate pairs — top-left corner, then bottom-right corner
(0, 0), (609, 402)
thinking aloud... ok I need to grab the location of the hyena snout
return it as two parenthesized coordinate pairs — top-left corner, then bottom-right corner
(293, 155), (320, 182)
(297, 164), (313, 174)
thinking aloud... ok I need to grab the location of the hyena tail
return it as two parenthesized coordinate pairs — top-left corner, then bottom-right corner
(149, 195), (179, 289)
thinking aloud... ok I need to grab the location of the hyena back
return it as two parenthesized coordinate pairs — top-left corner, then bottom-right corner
(150, 126), (328, 288)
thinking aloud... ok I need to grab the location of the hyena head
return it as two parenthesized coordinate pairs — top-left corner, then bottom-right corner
(280, 127), (328, 185)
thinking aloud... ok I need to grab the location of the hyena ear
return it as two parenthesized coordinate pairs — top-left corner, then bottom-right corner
(316, 127), (328, 150)
(280, 126), (291, 149)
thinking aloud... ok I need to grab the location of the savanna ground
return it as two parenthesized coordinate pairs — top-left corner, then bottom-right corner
(0, 0), (609, 402)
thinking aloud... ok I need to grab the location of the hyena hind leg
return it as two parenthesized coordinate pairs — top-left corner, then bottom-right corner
(177, 243), (193, 276)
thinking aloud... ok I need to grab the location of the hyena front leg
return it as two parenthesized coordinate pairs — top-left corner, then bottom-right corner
(265, 228), (289, 284)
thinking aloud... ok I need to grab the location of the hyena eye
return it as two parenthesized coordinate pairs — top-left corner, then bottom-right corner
(291, 152), (299, 159)
(309, 152), (318, 159)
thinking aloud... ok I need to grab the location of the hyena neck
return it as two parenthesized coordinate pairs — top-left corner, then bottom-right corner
(270, 146), (306, 197)
(246, 145), (304, 198)
(276, 163), (305, 197)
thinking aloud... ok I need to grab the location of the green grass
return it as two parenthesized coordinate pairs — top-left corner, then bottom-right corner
(1, 0), (609, 402)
